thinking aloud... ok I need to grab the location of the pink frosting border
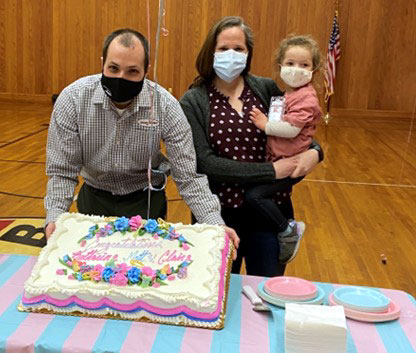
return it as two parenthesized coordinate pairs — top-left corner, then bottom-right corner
(23, 234), (231, 321)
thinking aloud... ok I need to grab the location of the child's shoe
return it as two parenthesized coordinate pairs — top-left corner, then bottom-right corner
(278, 221), (305, 264)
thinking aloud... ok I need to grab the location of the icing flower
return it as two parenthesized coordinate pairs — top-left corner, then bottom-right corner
(127, 267), (141, 284)
(160, 264), (170, 275)
(110, 272), (128, 286)
(117, 263), (130, 274)
(63, 255), (70, 263)
(82, 272), (92, 280)
(128, 215), (142, 231)
(141, 266), (155, 277)
(102, 267), (115, 282)
(152, 282), (161, 288)
(85, 226), (97, 239)
(56, 269), (66, 275)
(104, 224), (114, 235)
(178, 267), (187, 279)
(96, 229), (107, 238)
(114, 217), (129, 232)
(169, 231), (180, 239)
(182, 243), (190, 251)
(80, 265), (94, 274)
(152, 234), (159, 240)
(91, 270), (102, 282)
(80, 240), (87, 247)
(144, 219), (158, 233)
(94, 264), (104, 273)
(168, 275), (175, 281)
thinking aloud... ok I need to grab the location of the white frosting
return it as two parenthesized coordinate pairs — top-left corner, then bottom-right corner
(23, 213), (231, 326)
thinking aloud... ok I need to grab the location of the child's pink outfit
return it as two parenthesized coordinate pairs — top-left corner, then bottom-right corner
(266, 83), (322, 162)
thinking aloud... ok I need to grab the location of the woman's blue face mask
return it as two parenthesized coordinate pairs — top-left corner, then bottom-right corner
(213, 49), (248, 83)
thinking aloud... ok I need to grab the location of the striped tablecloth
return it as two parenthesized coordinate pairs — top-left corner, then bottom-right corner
(0, 254), (415, 353)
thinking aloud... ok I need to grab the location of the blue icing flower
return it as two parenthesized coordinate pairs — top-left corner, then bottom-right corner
(127, 267), (141, 284)
(102, 267), (115, 282)
(159, 274), (167, 280)
(89, 225), (97, 232)
(144, 219), (158, 233)
(76, 273), (83, 281)
(114, 217), (129, 231)
(182, 261), (189, 267)
(63, 255), (70, 262)
(85, 233), (94, 239)
(178, 235), (186, 242)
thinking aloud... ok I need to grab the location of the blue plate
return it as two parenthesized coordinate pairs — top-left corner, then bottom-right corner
(257, 280), (324, 308)
(333, 287), (390, 312)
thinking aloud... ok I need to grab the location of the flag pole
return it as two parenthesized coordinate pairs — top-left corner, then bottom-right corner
(323, 0), (340, 126)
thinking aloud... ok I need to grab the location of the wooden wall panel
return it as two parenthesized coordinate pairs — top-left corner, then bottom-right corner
(0, 0), (415, 116)
(50, 0), (161, 93)
(0, 0), (52, 95)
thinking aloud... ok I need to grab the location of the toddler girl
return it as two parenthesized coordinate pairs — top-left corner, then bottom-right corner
(247, 34), (322, 264)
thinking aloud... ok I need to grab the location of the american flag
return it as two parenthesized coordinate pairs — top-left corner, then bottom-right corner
(324, 12), (341, 103)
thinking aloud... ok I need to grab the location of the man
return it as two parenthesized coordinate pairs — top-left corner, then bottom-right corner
(44, 28), (239, 253)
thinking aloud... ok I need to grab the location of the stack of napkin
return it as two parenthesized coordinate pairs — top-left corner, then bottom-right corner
(285, 303), (347, 353)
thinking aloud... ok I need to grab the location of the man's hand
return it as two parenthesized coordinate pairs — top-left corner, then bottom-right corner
(222, 225), (240, 260)
(290, 149), (319, 178)
(45, 222), (56, 241)
(249, 108), (268, 131)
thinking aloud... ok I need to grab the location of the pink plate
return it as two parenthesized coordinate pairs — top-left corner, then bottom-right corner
(264, 276), (317, 301)
(328, 293), (400, 322)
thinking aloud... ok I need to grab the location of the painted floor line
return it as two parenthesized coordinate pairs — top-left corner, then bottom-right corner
(304, 179), (416, 188)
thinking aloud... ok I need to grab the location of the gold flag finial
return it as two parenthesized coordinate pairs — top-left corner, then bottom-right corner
(323, 113), (333, 126)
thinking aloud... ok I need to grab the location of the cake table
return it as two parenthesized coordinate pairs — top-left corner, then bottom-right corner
(0, 254), (415, 353)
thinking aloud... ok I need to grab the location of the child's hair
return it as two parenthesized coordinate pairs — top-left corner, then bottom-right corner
(274, 34), (323, 72)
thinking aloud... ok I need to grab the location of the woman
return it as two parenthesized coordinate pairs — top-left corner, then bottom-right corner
(180, 16), (323, 277)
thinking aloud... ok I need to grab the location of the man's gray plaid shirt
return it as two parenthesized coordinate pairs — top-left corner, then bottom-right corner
(45, 74), (224, 225)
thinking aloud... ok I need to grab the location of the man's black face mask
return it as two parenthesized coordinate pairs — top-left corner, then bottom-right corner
(101, 73), (144, 103)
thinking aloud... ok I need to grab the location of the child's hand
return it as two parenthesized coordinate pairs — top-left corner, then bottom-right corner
(249, 108), (268, 131)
